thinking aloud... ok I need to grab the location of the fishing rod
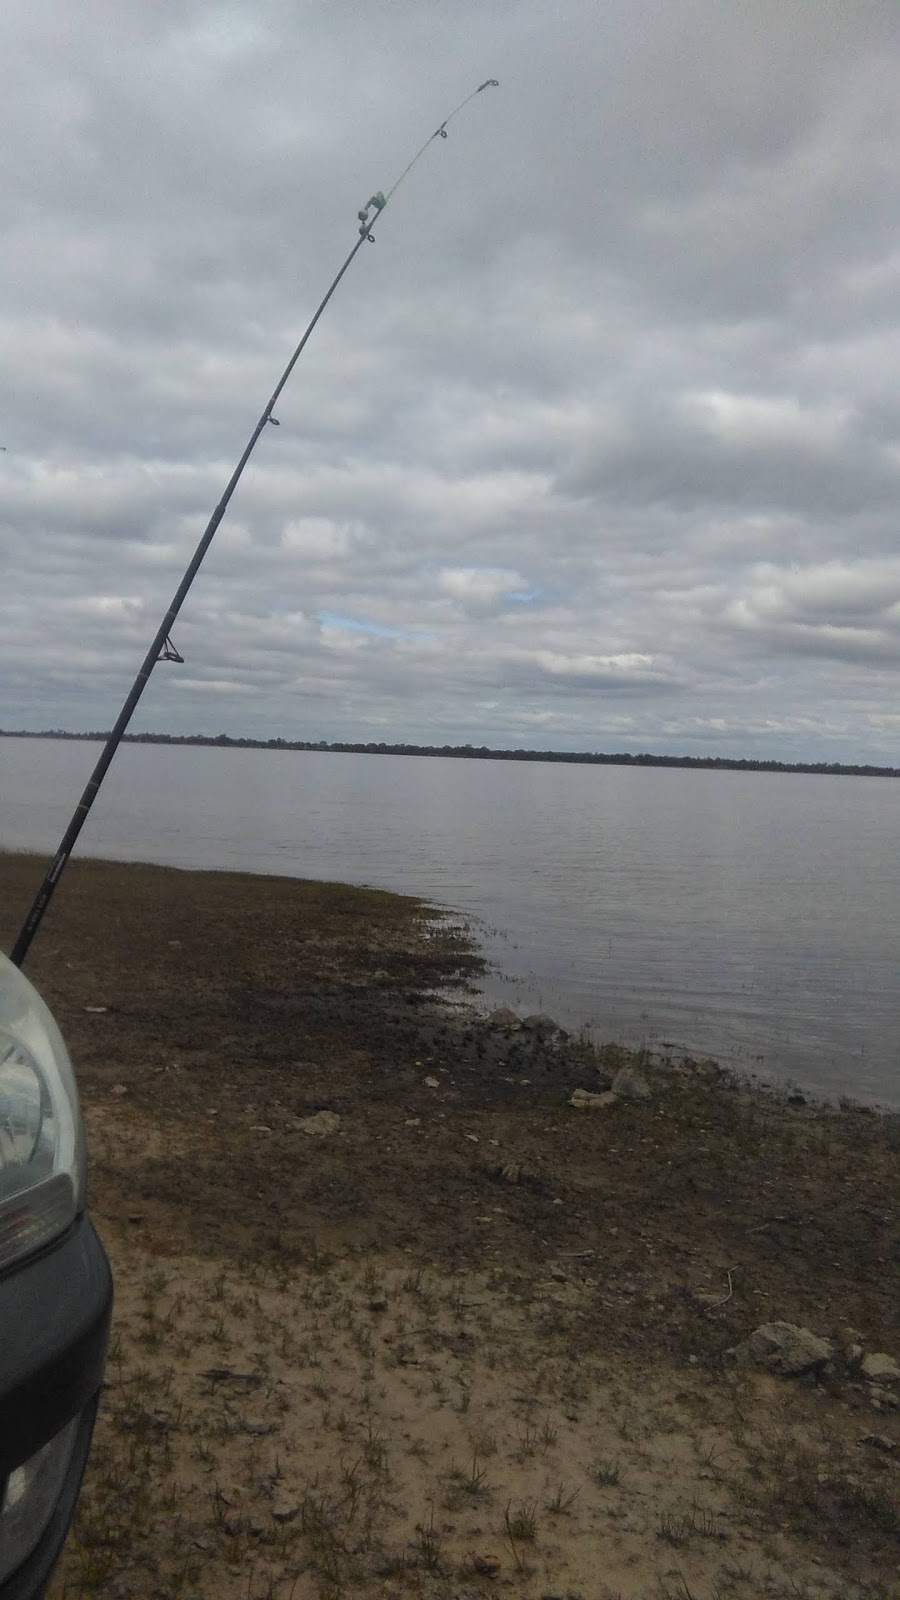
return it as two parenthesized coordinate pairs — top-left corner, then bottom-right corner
(9, 78), (499, 968)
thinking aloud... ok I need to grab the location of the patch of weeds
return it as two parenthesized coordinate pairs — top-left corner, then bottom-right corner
(591, 1456), (622, 1487)
(656, 1503), (721, 1547)
(504, 1498), (537, 1540)
(697, 1442), (726, 1482)
(362, 1422), (388, 1477)
(414, 1502), (443, 1572)
(540, 1413), (558, 1449)
(361, 1261), (382, 1299)
(504, 1498), (537, 1576)
(654, 1575), (702, 1600)
(469, 1424), (498, 1458)
(545, 1481), (580, 1515)
(451, 1449), (490, 1502)
(718, 1558), (756, 1588)
(515, 1421), (540, 1458)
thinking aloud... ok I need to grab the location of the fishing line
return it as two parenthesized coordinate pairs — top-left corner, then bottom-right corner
(9, 78), (499, 967)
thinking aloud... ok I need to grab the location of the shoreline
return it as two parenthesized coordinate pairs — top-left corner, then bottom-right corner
(1, 853), (898, 1596)
(5, 727), (900, 779)
(6, 843), (896, 1114)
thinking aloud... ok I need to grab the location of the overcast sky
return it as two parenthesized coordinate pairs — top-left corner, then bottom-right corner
(3, 1), (900, 761)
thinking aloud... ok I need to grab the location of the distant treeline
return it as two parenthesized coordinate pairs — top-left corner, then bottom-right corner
(3, 729), (898, 778)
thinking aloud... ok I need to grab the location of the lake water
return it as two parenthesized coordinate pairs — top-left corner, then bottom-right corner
(1, 736), (898, 1107)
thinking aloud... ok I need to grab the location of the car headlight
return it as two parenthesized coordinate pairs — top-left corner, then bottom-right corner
(0, 954), (86, 1272)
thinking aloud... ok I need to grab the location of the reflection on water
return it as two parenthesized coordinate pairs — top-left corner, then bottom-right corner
(2, 736), (898, 1105)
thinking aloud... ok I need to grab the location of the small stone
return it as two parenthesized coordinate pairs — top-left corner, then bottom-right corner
(109, 1083), (128, 1098)
(861, 1352), (900, 1386)
(471, 1553), (501, 1576)
(693, 1057), (721, 1078)
(859, 1433), (895, 1452)
(498, 1162), (522, 1184)
(522, 1013), (560, 1033)
(85, 1004), (109, 1014)
(465, 1133), (479, 1143)
(487, 1007), (521, 1029)
(424, 1076), (440, 1089)
(610, 1067), (652, 1101)
(728, 1321), (834, 1376)
(271, 1498), (299, 1523)
(570, 1088), (618, 1109)
(294, 1110), (341, 1137)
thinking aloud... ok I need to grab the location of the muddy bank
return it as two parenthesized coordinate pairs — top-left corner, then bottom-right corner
(2, 853), (898, 1597)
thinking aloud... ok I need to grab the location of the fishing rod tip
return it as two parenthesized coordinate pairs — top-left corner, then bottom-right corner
(478, 78), (500, 90)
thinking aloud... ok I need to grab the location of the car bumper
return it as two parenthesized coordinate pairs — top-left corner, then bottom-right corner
(0, 1216), (112, 1600)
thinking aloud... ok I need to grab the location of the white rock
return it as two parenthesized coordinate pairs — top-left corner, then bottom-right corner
(570, 1088), (618, 1109)
(728, 1321), (834, 1376)
(271, 1498), (299, 1523)
(860, 1352), (900, 1386)
(294, 1110), (341, 1137)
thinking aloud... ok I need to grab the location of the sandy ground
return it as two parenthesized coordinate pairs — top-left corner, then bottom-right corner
(1, 852), (898, 1600)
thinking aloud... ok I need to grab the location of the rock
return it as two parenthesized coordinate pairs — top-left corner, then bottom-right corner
(522, 1013), (560, 1033)
(861, 1352), (900, 1386)
(859, 1433), (896, 1452)
(684, 1057), (721, 1080)
(487, 1007), (521, 1029)
(728, 1321), (834, 1376)
(294, 1110), (341, 1137)
(610, 1067), (652, 1101)
(471, 1554), (501, 1576)
(497, 1161), (523, 1184)
(570, 1088), (618, 1109)
(109, 1083), (128, 1098)
(424, 1076), (440, 1089)
(271, 1498), (299, 1523)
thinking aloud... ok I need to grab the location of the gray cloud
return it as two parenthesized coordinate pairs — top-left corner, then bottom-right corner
(3, 0), (900, 764)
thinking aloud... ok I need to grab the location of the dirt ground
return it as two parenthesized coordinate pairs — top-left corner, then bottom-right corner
(2, 852), (899, 1600)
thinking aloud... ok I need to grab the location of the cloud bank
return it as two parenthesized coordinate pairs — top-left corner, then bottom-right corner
(3, 0), (900, 761)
